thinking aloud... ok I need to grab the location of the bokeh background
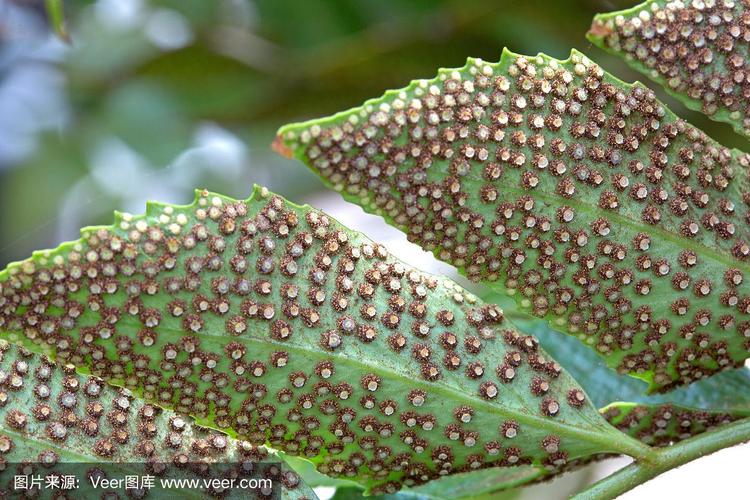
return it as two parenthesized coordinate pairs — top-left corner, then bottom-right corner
(0, 0), (747, 498)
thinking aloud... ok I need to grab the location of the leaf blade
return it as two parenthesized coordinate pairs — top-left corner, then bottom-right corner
(405, 464), (543, 499)
(0, 342), (316, 499)
(509, 313), (750, 413)
(276, 48), (750, 392)
(0, 186), (645, 494)
(588, 0), (750, 138)
(603, 401), (744, 447)
(507, 314), (750, 446)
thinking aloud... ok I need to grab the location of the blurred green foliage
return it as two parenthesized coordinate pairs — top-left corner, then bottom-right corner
(1, 0), (747, 267)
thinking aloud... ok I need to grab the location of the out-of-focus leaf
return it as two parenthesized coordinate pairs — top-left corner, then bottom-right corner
(0, 185), (650, 494)
(45, 0), (70, 42)
(152, 0), (221, 28)
(0, 342), (317, 499)
(67, 28), (157, 85)
(588, 0), (750, 138)
(136, 45), (268, 121)
(102, 80), (191, 165)
(0, 138), (90, 264)
(276, 48), (750, 393)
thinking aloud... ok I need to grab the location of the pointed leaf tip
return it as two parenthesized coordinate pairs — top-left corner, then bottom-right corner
(587, 18), (612, 39)
(273, 134), (295, 159)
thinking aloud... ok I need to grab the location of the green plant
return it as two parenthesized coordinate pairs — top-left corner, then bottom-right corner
(45, 0), (70, 43)
(0, 187), (657, 493)
(276, 47), (750, 393)
(588, 0), (750, 138)
(2, 0), (746, 498)
(0, 341), (315, 498)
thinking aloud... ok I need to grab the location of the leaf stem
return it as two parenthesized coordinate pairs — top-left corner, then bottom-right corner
(572, 417), (750, 500)
(603, 431), (655, 463)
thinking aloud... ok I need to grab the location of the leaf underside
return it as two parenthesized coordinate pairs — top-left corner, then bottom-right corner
(513, 314), (750, 413)
(0, 186), (633, 494)
(383, 314), (750, 499)
(322, 401), (746, 499)
(289, 447), (544, 499)
(588, 0), (750, 138)
(522, 317), (750, 448)
(0, 342), (316, 499)
(331, 463), (542, 500)
(276, 48), (750, 393)
(320, 399), (746, 500)
(602, 401), (741, 448)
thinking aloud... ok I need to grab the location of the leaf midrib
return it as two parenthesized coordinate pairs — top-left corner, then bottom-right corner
(476, 182), (750, 275)
(104, 316), (631, 457)
(300, 140), (749, 276)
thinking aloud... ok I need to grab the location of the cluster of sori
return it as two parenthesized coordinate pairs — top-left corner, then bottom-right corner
(591, 0), (750, 137)
(603, 402), (738, 447)
(4, 0), (750, 495)
(0, 342), (313, 499)
(278, 49), (750, 391)
(0, 187), (605, 493)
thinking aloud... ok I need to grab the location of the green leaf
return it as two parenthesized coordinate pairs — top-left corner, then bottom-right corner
(286, 449), (540, 499)
(281, 452), (364, 489)
(510, 314), (750, 413)
(45, 0), (70, 43)
(325, 303), (750, 498)
(331, 486), (427, 500)
(328, 464), (541, 500)
(275, 48), (750, 393)
(404, 465), (542, 499)
(505, 313), (750, 446)
(101, 80), (193, 167)
(588, 0), (750, 139)
(602, 401), (742, 448)
(0, 185), (650, 494)
(0, 341), (316, 499)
